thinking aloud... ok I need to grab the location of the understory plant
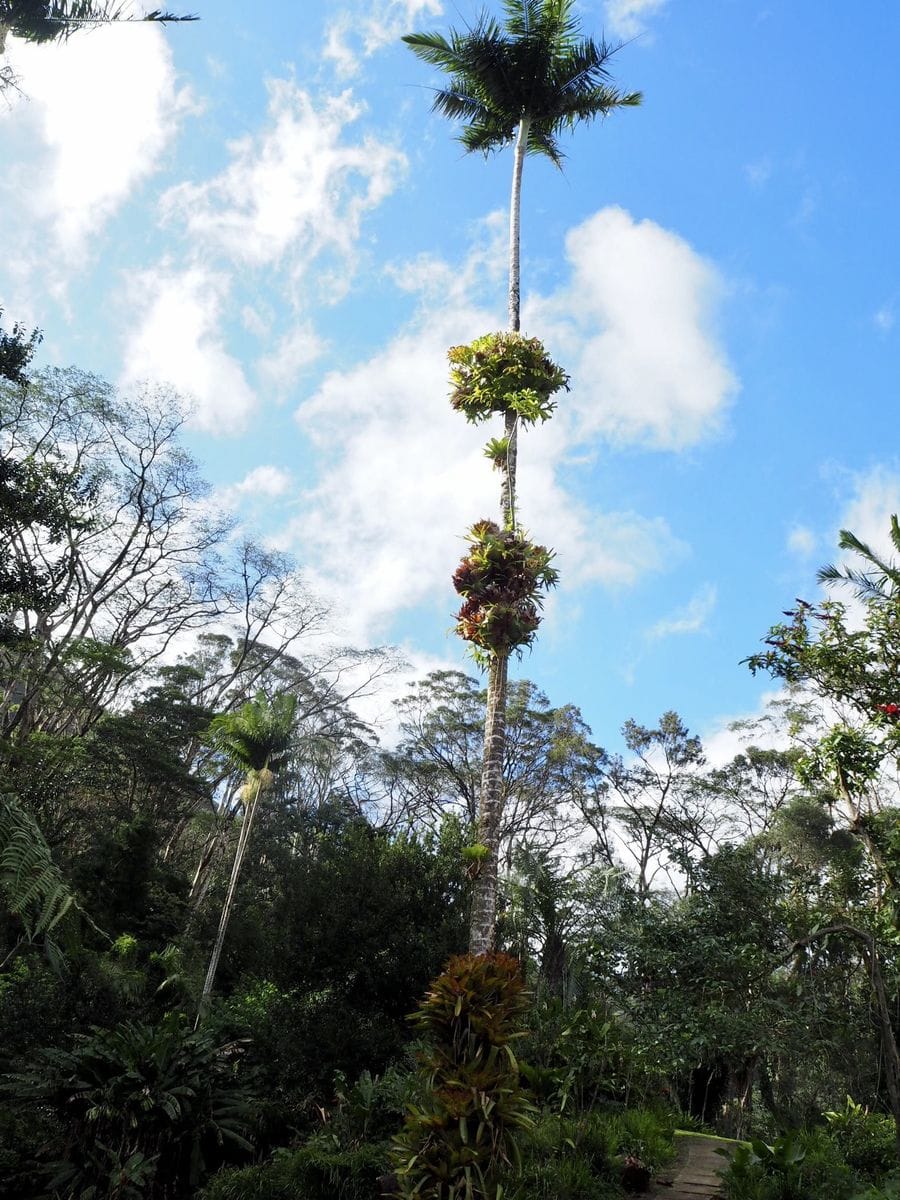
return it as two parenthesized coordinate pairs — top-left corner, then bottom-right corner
(718, 1128), (856, 1200)
(4, 1014), (255, 1198)
(392, 952), (535, 1199)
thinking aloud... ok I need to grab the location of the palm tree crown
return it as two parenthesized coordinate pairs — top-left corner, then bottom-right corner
(207, 691), (296, 778)
(403, 0), (641, 168)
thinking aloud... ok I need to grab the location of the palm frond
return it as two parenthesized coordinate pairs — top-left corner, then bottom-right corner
(8, 3), (197, 44)
(404, 0), (639, 161)
(816, 522), (900, 601)
(207, 691), (297, 775)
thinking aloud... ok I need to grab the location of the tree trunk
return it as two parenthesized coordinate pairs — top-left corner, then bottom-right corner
(500, 117), (529, 532)
(507, 117), (528, 335)
(196, 775), (264, 1025)
(469, 654), (508, 954)
(468, 116), (529, 954)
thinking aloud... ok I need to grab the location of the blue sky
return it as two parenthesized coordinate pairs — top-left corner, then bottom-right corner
(2, 0), (900, 754)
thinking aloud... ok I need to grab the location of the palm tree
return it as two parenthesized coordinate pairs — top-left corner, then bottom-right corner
(0, 3), (197, 79)
(817, 517), (900, 601)
(196, 691), (296, 1021)
(405, 0), (639, 953)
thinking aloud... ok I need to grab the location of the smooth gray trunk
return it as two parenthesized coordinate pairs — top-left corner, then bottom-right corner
(468, 117), (529, 955)
(196, 776), (263, 1024)
(469, 653), (508, 954)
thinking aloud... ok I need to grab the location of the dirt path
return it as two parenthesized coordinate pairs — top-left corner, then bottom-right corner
(647, 1132), (737, 1200)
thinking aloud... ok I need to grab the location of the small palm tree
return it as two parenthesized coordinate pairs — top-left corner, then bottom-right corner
(197, 691), (296, 1020)
(405, 0), (639, 954)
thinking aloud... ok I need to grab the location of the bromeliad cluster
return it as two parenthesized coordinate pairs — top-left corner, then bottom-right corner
(448, 332), (568, 467)
(453, 520), (558, 663)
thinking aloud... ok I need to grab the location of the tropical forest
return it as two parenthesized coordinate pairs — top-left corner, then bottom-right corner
(3, 3), (900, 1200)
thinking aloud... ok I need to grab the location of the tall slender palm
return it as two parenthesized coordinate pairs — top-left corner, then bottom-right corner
(405, 0), (639, 954)
(196, 691), (295, 1022)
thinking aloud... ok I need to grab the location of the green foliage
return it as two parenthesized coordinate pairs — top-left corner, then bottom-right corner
(448, 334), (568, 426)
(503, 1107), (675, 1200)
(3, 1015), (256, 1199)
(0, 307), (42, 385)
(824, 1097), (898, 1180)
(0, 792), (89, 967)
(207, 691), (298, 777)
(322, 1065), (421, 1148)
(484, 436), (511, 469)
(3, 3), (198, 47)
(403, 1), (641, 167)
(796, 726), (883, 796)
(521, 999), (626, 1112)
(392, 952), (536, 1199)
(454, 521), (558, 663)
(852, 1173), (900, 1200)
(200, 1141), (389, 1200)
(719, 1128), (856, 1200)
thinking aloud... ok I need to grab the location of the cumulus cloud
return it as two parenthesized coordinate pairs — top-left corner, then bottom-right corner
(648, 583), (717, 640)
(529, 208), (738, 451)
(0, 23), (194, 260)
(324, 0), (444, 78)
(121, 264), (257, 434)
(121, 78), (405, 429)
(161, 81), (406, 285)
(233, 465), (294, 498)
(283, 205), (731, 642)
(258, 323), (326, 394)
(834, 465), (900, 561)
(603, 0), (668, 40)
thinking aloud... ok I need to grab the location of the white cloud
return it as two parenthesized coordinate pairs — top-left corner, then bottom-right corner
(701, 689), (793, 768)
(603, 0), (668, 40)
(324, 0), (444, 78)
(258, 323), (325, 394)
(787, 524), (816, 558)
(121, 264), (257, 434)
(0, 24), (194, 259)
(161, 81), (406, 284)
(281, 205), (727, 642)
(834, 465), (900, 560)
(648, 583), (717, 640)
(233, 466), (294, 498)
(529, 207), (737, 451)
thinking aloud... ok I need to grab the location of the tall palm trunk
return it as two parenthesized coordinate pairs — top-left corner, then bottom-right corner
(468, 117), (528, 955)
(469, 655), (509, 953)
(196, 773), (264, 1024)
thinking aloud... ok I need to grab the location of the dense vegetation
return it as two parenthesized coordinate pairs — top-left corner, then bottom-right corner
(3, 321), (900, 1199)
(3, 7), (900, 1200)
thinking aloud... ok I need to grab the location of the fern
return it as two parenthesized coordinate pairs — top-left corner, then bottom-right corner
(0, 793), (90, 966)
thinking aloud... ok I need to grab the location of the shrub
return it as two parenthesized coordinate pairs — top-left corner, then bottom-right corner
(392, 952), (536, 1199)
(3, 1014), (256, 1198)
(719, 1127), (856, 1200)
(200, 1142), (389, 1200)
(825, 1097), (898, 1181)
(852, 1172), (900, 1200)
